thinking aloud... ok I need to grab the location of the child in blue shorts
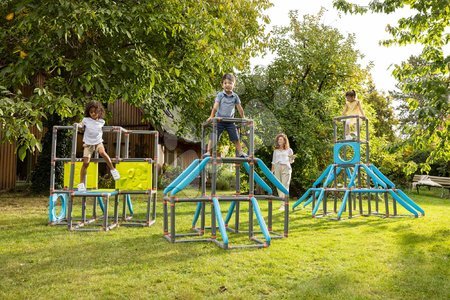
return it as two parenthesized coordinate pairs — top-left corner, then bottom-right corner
(204, 73), (247, 157)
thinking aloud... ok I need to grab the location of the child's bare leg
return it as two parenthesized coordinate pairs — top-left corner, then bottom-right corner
(234, 140), (243, 153)
(98, 149), (115, 171)
(99, 149), (120, 180)
(206, 140), (212, 154)
(80, 157), (90, 184)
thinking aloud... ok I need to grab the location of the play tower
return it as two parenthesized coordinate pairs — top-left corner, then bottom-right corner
(48, 124), (158, 231)
(163, 117), (290, 249)
(292, 115), (424, 219)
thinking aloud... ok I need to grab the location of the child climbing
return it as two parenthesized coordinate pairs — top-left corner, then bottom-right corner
(204, 73), (247, 157)
(77, 101), (120, 192)
(342, 90), (366, 140)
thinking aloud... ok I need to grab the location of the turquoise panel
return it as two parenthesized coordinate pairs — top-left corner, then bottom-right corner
(333, 142), (360, 165)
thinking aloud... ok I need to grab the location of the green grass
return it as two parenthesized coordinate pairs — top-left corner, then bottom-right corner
(0, 189), (449, 299)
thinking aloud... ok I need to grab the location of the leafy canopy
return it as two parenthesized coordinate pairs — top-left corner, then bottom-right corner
(240, 11), (371, 192)
(333, 0), (449, 169)
(0, 0), (271, 159)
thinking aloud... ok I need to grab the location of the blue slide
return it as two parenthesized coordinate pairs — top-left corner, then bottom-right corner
(242, 162), (272, 194)
(255, 159), (289, 195)
(164, 159), (200, 195)
(171, 157), (211, 196)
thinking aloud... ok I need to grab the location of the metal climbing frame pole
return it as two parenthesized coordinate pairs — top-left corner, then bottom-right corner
(152, 131), (159, 222)
(211, 118), (218, 240)
(358, 164), (363, 215)
(200, 122), (207, 235)
(49, 126), (58, 193)
(248, 120), (255, 239)
(69, 124), (80, 191)
(333, 165), (338, 213)
(235, 160), (241, 233)
(365, 118), (371, 214)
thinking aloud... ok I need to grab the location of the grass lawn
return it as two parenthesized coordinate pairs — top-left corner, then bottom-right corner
(0, 189), (449, 299)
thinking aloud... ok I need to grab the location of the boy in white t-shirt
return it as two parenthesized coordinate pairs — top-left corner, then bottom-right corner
(77, 101), (120, 192)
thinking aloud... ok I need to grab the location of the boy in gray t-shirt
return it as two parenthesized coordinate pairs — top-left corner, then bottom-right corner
(204, 73), (247, 157)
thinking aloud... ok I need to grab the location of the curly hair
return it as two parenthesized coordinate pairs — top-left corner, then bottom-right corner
(275, 133), (290, 150)
(84, 101), (105, 119)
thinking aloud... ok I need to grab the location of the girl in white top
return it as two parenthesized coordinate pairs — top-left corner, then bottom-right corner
(271, 133), (296, 210)
(77, 101), (120, 192)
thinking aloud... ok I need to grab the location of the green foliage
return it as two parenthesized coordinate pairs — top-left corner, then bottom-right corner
(0, 0), (271, 153)
(392, 55), (449, 170)
(98, 173), (115, 189)
(216, 166), (236, 190)
(240, 11), (371, 195)
(0, 86), (46, 159)
(364, 85), (397, 142)
(333, 0), (450, 166)
(158, 164), (184, 189)
(30, 114), (71, 194)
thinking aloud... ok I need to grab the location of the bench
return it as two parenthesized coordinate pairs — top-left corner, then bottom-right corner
(412, 174), (450, 198)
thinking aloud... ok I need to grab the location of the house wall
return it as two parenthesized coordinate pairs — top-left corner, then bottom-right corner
(0, 126), (43, 191)
(0, 131), (16, 191)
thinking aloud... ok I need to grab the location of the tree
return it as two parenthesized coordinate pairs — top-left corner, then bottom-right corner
(0, 0), (271, 154)
(0, 0), (271, 192)
(333, 0), (450, 168)
(364, 83), (397, 142)
(239, 11), (371, 194)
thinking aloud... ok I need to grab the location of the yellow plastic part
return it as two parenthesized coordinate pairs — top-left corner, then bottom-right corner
(115, 162), (152, 191)
(63, 162), (98, 189)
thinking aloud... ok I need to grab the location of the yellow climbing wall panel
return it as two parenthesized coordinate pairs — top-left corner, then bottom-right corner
(115, 162), (152, 190)
(63, 162), (98, 189)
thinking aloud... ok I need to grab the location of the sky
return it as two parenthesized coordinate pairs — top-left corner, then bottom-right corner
(251, 0), (426, 92)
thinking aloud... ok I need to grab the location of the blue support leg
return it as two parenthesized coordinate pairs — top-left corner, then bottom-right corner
(311, 189), (326, 216)
(370, 165), (395, 188)
(292, 188), (312, 209)
(337, 190), (350, 219)
(192, 202), (202, 228)
(126, 194), (134, 215)
(224, 201), (236, 225)
(212, 197), (229, 247)
(243, 162), (272, 194)
(312, 165), (333, 187)
(251, 197), (271, 245)
(172, 157), (211, 196)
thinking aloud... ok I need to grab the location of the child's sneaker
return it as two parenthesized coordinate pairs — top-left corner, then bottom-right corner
(203, 152), (211, 157)
(110, 169), (120, 180)
(279, 204), (285, 211)
(345, 135), (353, 140)
(77, 183), (86, 192)
(238, 151), (248, 158)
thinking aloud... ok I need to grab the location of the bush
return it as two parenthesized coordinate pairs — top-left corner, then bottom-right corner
(216, 166), (236, 191)
(98, 174), (115, 189)
(158, 165), (184, 189)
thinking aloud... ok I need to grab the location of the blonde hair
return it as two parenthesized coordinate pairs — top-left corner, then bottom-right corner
(275, 133), (290, 150)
